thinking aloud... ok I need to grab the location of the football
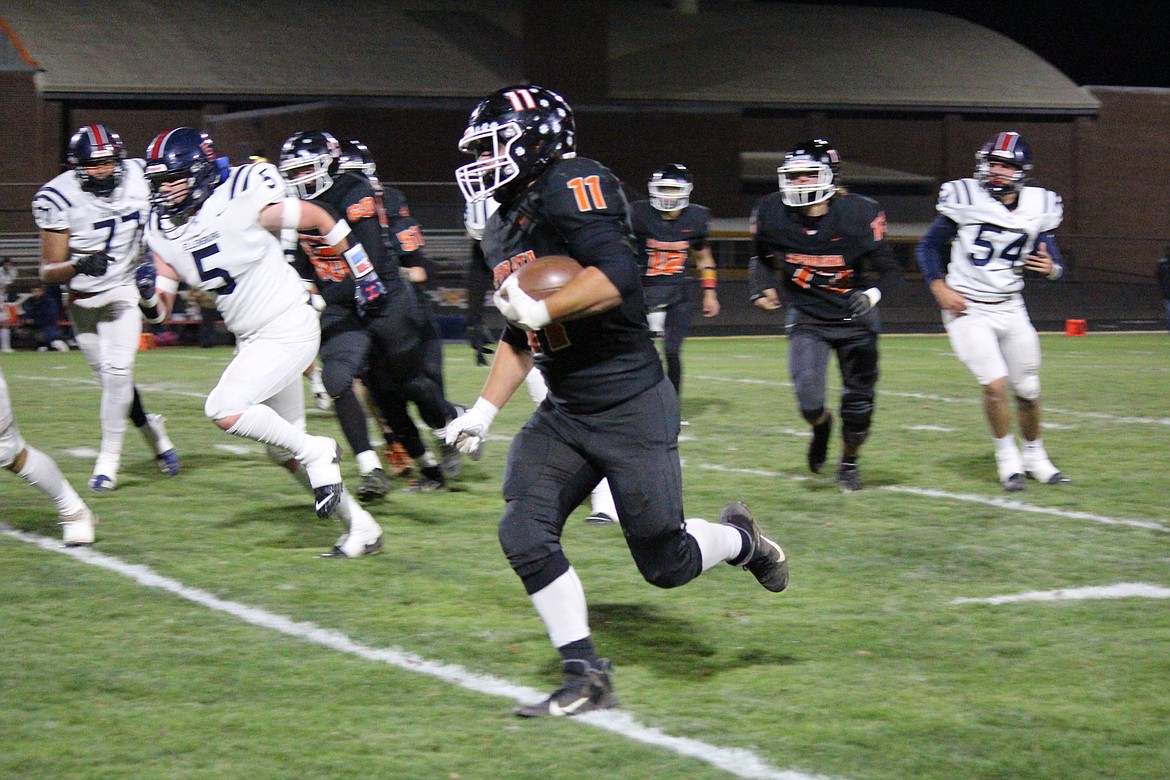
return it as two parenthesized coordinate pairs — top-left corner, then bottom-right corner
(515, 255), (584, 300)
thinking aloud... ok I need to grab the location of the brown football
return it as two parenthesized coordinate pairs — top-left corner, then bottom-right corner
(515, 255), (584, 300)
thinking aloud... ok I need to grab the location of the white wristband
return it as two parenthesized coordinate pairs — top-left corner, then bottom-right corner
(323, 219), (351, 247)
(863, 287), (882, 307)
(156, 275), (179, 295)
(343, 244), (374, 279)
(472, 396), (500, 425)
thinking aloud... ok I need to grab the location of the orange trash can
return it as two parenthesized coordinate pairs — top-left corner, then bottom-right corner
(138, 332), (157, 350)
(1064, 319), (1087, 336)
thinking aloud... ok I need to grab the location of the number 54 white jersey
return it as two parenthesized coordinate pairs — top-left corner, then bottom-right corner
(937, 178), (1063, 301)
(145, 162), (309, 339)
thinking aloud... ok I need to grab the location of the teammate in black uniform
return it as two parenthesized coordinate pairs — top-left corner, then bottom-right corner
(279, 131), (455, 494)
(750, 138), (903, 492)
(337, 140), (457, 482)
(629, 163), (720, 409)
(445, 85), (788, 718)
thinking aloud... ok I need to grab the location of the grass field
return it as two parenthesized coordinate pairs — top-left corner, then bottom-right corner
(2, 332), (1169, 780)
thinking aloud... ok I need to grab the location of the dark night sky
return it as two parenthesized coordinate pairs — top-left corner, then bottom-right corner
(776, 1), (1170, 88)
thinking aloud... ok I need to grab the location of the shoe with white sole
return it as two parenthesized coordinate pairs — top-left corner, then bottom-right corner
(60, 506), (97, 546)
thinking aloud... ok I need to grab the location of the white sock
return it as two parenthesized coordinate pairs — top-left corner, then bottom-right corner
(531, 568), (590, 648)
(18, 446), (86, 515)
(684, 517), (744, 571)
(1023, 437), (1045, 455)
(994, 433), (1019, 455)
(227, 405), (314, 462)
(590, 478), (618, 519)
(98, 370), (134, 466)
(356, 449), (382, 475)
(139, 414), (175, 455)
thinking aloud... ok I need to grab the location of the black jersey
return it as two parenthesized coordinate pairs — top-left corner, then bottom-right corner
(481, 156), (663, 413)
(750, 191), (899, 324)
(628, 200), (711, 287)
(291, 172), (406, 311)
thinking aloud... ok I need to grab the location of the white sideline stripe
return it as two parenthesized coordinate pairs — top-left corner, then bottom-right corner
(952, 583), (1170, 605)
(689, 375), (1170, 427)
(0, 525), (833, 780)
(691, 464), (1170, 532)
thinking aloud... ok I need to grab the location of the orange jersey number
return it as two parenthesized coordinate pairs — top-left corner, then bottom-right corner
(567, 176), (607, 212)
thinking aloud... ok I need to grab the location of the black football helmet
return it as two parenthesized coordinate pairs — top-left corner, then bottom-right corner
(278, 131), (341, 199)
(455, 84), (575, 204)
(67, 124), (126, 197)
(777, 138), (840, 207)
(338, 139), (377, 179)
(648, 163), (694, 212)
(975, 131), (1033, 198)
(144, 127), (223, 219)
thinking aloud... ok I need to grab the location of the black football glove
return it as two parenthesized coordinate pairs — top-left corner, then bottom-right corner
(75, 251), (112, 277)
(846, 288), (881, 317)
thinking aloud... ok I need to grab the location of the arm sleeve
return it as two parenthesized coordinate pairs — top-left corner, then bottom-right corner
(564, 219), (642, 296)
(861, 240), (905, 296)
(1037, 231), (1065, 280)
(914, 215), (959, 283)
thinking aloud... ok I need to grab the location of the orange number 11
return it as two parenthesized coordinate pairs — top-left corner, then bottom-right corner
(567, 175), (607, 212)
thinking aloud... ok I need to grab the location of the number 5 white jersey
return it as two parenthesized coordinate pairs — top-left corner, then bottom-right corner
(31, 159), (150, 295)
(936, 178), (1063, 302)
(144, 162), (309, 339)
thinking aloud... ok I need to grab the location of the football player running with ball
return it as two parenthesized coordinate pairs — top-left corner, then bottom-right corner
(140, 127), (382, 558)
(915, 131), (1068, 491)
(446, 85), (788, 718)
(750, 139), (903, 492)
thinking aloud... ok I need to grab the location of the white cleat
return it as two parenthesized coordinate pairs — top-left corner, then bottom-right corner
(1023, 450), (1069, 485)
(60, 506), (97, 546)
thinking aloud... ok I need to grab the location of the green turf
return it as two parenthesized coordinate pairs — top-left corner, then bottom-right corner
(2, 333), (1168, 779)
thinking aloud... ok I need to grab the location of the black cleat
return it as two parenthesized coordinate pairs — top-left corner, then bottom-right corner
(1002, 473), (1026, 492)
(807, 413), (833, 474)
(404, 466), (447, 493)
(720, 501), (788, 592)
(313, 484), (343, 519)
(585, 512), (617, 525)
(836, 462), (863, 493)
(515, 659), (618, 718)
(356, 468), (391, 502)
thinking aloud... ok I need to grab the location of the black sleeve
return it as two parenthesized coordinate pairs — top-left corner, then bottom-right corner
(861, 240), (905, 297)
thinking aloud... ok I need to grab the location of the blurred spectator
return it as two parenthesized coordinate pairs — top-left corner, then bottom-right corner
(0, 257), (16, 352)
(22, 284), (69, 352)
(1158, 245), (1170, 333)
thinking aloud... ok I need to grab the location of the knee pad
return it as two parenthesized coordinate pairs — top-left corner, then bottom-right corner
(0, 423), (25, 469)
(499, 512), (570, 595)
(800, 406), (825, 425)
(204, 385), (248, 420)
(321, 364), (354, 399)
(1014, 373), (1041, 401)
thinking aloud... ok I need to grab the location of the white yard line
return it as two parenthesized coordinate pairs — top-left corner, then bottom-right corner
(0, 524), (833, 780)
(689, 375), (1170, 427)
(952, 583), (1170, 605)
(688, 463), (1170, 532)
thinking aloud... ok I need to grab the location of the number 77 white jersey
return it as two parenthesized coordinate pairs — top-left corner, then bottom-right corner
(144, 162), (309, 339)
(937, 178), (1063, 300)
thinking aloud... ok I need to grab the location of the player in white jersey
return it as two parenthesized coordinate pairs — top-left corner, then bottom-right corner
(1, 367), (97, 545)
(33, 124), (179, 492)
(139, 127), (382, 558)
(915, 131), (1068, 491)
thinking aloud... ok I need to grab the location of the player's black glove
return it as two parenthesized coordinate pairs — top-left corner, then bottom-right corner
(846, 287), (881, 317)
(75, 251), (112, 277)
(354, 275), (386, 314)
